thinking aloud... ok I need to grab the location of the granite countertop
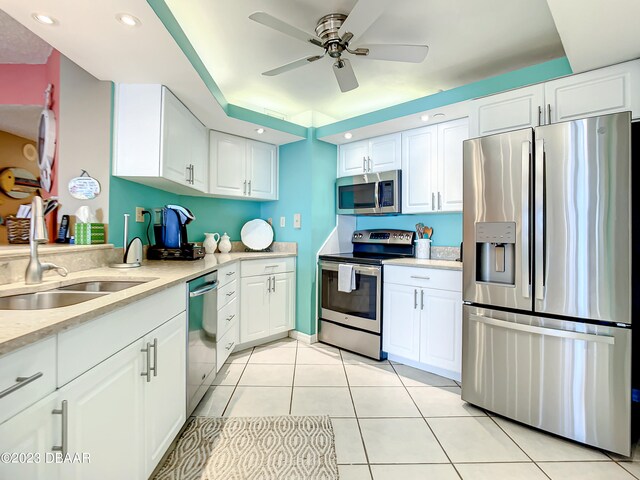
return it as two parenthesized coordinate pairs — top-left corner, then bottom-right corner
(0, 252), (296, 356)
(383, 258), (463, 271)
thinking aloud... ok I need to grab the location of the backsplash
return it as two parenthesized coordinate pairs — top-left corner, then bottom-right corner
(356, 212), (462, 247)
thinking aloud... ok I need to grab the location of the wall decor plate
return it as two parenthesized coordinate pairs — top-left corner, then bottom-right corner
(68, 175), (101, 200)
(241, 219), (274, 250)
(38, 108), (56, 192)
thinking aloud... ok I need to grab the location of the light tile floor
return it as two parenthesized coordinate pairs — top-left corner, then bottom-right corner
(194, 339), (640, 479)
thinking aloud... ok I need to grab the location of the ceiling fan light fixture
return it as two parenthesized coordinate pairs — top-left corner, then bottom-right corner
(255, 128), (265, 134)
(32, 13), (57, 25)
(344, 132), (353, 140)
(420, 114), (429, 122)
(116, 13), (141, 27)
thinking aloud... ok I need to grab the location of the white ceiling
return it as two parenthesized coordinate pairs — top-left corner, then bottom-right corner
(167, 0), (565, 125)
(0, 9), (51, 63)
(546, 0), (640, 73)
(0, 105), (41, 140)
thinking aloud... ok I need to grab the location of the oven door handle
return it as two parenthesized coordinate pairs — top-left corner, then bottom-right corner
(319, 262), (381, 277)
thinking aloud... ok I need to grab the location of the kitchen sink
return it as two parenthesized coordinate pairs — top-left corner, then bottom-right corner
(55, 280), (147, 293)
(0, 291), (108, 310)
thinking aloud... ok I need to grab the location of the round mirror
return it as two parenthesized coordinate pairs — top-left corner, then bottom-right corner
(68, 175), (101, 200)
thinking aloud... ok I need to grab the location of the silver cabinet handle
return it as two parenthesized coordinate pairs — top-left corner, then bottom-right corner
(225, 342), (235, 351)
(141, 342), (151, 383)
(243, 180), (247, 195)
(191, 164), (195, 184)
(538, 105), (542, 126)
(0, 372), (43, 399)
(410, 275), (431, 280)
(521, 141), (531, 299)
(368, 156), (372, 172)
(190, 280), (219, 297)
(438, 191), (442, 210)
(265, 264), (279, 269)
(186, 165), (191, 183)
(420, 289), (424, 310)
(546, 104), (551, 124)
(414, 289), (418, 309)
(362, 156), (366, 173)
(267, 276), (271, 293)
(272, 275), (276, 293)
(431, 192), (435, 211)
(226, 271), (235, 276)
(150, 338), (158, 377)
(226, 290), (235, 297)
(226, 314), (235, 322)
(248, 180), (252, 196)
(52, 400), (68, 456)
(534, 138), (545, 301)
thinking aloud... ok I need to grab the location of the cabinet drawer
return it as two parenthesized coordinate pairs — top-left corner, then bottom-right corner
(217, 279), (238, 309)
(217, 319), (239, 368)
(384, 266), (462, 292)
(58, 284), (186, 387)
(217, 296), (239, 339)
(217, 262), (238, 288)
(0, 337), (56, 424)
(241, 257), (295, 277)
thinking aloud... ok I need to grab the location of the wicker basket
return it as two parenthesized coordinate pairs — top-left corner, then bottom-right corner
(5, 216), (30, 244)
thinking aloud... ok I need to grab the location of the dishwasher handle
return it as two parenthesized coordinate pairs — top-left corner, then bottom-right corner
(189, 280), (219, 297)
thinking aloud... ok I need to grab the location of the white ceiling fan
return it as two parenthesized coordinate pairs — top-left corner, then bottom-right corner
(249, 0), (429, 93)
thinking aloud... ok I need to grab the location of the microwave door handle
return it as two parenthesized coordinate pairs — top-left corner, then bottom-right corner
(374, 181), (380, 209)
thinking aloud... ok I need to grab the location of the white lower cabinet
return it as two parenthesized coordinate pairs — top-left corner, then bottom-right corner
(240, 259), (296, 344)
(383, 266), (462, 380)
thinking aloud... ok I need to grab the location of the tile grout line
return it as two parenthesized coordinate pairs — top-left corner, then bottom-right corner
(388, 361), (462, 480)
(339, 349), (375, 479)
(220, 347), (254, 417)
(288, 340), (298, 415)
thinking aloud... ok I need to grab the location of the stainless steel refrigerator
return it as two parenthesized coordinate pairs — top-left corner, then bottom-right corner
(461, 111), (633, 455)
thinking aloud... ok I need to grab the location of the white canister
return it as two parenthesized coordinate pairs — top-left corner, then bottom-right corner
(415, 238), (432, 259)
(218, 233), (232, 253)
(203, 232), (220, 254)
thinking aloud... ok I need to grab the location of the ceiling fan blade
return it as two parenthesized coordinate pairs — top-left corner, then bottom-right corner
(358, 44), (429, 63)
(263, 54), (324, 76)
(338, 0), (387, 45)
(333, 58), (359, 93)
(249, 12), (323, 48)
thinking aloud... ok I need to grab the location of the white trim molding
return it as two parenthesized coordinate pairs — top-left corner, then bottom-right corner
(288, 330), (318, 345)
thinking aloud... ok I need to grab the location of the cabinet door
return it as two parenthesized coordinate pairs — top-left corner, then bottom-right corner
(469, 84), (545, 137)
(59, 339), (145, 480)
(420, 289), (462, 375)
(247, 140), (277, 200)
(401, 126), (437, 214)
(338, 140), (368, 177)
(437, 118), (468, 212)
(382, 283), (421, 361)
(144, 313), (187, 477)
(240, 276), (270, 343)
(269, 272), (295, 334)
(161, 88), (191, 186)
(369, 133), (401, 172)
(545, 60), (640, 123)
(0, 393), (61, 480)
(209, 131), (247, 197)
(189, 116), (209, 193)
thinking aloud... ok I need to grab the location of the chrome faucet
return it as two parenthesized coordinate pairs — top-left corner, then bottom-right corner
(25, 196), (68, 285)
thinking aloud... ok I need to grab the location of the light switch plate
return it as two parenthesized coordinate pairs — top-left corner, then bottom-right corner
(293, 213), (301, 229)
(280, 216), (286, 227)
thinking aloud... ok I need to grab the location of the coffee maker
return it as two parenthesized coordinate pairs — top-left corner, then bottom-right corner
(147, 205), (205, 260)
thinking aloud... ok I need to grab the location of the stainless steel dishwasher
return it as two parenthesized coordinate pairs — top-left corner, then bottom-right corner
(187, 271), (218, 416)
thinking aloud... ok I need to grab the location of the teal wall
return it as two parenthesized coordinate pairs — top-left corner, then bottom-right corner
(357, 213), (462, 247)
(261, 132), (337, 335)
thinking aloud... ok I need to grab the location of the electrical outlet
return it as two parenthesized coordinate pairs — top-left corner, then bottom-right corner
(135, 207), (144, 223)
(293, 213), (301, 229)
(280, 216), (286, 227)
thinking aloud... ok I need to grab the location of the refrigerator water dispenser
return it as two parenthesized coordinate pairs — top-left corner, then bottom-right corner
(475, 222), (515, 285)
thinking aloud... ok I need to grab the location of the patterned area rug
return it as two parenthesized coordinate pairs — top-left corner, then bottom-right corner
(154, 416), (338, 480)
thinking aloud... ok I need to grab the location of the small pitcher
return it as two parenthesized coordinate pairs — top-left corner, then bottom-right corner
(203, 232), (220, 254)
(218, 232), (232, 253)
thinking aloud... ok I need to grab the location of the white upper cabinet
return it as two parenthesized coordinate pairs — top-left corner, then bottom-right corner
(113, 84), (209, 194)
(469, 84), (545, 138)
(401, 118), (468, 214)
(545, 60), (640, 123)
(209, 131), (278, 201)
(469, 60), (640, 138)
(338, 133), (401, 177)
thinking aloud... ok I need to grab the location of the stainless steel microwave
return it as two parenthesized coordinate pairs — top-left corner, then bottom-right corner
(336, 170), (402, 215)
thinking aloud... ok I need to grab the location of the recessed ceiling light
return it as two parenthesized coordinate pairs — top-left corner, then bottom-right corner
(255, 128), (265, 134)
(344, 132), (353, 140)
(32, 13), (57, 25)
(420, 114), (429, 122)
(116, 13), (141, 27)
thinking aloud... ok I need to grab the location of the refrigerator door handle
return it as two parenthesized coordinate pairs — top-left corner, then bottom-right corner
(534, 138), (545, 300)
(521, 141), (531, 299)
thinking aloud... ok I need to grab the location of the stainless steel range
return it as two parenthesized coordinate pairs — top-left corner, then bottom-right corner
(318, 229), (415, 360)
